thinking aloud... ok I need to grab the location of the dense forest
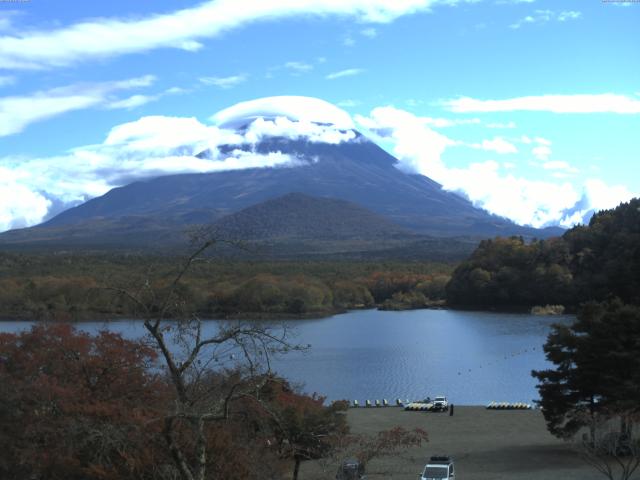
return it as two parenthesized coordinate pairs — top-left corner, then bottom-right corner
(0, 254), (452, 320)
(446, 198), (640, 309)
(2, 198), (638, 320)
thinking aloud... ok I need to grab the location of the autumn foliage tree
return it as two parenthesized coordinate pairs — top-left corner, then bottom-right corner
(261, 379), (350, 480)
(447, 198), (640, 309)
(0, 324), (168, 480)
(0, 323), (325, 480)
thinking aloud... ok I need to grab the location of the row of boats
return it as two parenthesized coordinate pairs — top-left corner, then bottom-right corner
(486, 401), (533, 410)
(351, 400), (534, 410)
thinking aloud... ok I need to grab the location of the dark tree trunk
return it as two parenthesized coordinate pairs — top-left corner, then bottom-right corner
(292, 455), (301, 480)
(589, 396), (596, 446)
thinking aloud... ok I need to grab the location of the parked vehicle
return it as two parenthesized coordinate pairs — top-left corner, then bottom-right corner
(432, 396), (449, 412)
(420, 456), (454, 480)
(336, 458), (366, 480)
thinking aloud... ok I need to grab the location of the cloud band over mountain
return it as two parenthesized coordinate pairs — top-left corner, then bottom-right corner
(0, 96), (635, 232)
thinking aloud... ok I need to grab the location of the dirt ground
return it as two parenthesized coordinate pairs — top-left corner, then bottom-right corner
(299, 406), (617, 480)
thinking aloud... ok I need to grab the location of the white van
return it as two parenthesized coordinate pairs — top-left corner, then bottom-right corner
(420, 456), (454, 480)
(432, 396), (449, 412)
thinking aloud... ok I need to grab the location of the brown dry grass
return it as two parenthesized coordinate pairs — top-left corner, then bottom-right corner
(300, 406), (609, 480)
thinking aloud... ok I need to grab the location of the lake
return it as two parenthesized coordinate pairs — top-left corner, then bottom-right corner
(0, 309), (573, 405)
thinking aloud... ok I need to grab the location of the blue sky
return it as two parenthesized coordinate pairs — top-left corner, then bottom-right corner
(0, 0), (638, 231)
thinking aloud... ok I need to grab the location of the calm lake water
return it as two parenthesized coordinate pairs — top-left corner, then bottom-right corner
(0, 309), (573, 405)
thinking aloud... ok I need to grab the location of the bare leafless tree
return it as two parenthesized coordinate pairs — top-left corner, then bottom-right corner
(579, 412), (640, 480)
(110, 236), (303, 480)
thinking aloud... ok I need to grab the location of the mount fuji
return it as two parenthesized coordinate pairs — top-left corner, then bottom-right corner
(0, 96), (562, 256)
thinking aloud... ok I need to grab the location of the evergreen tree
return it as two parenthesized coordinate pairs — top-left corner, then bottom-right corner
(532, 300), (640, 439)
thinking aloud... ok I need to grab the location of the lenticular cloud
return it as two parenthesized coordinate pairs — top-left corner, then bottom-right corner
(211, 95), (355, 130)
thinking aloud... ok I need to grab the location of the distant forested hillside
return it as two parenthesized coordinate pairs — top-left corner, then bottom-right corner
(446, 198), (640, 309)
(0, 255), (452, 320)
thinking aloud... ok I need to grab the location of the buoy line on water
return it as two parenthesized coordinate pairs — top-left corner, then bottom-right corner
(455, 346), (537, 377)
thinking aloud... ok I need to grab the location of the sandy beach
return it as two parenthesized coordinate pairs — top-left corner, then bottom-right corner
(301, 406), (611, 480)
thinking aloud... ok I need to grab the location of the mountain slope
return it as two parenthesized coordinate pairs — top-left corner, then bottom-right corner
(0, 192), (480, 260)
(42, 135), (561, 239)
(212, 192), (409, 240)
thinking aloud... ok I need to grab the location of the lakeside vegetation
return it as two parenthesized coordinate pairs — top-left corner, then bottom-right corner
(0, 255), (453, 321)
(2, 199), (638, 321)
(447, 198), (640, 310)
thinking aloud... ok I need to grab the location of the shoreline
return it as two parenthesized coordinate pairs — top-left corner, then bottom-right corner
(0, 303), (574, 323)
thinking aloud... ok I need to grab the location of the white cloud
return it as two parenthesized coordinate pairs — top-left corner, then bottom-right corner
(0, 167), (52, 232)
(243, 117), (357, 144)
(283, 61), (314, 74)
(472, 137), (518, 154)
(0, 97), (362, 231)
(165, 87), (188, 95)
(0, 75), (156, 136)
(560, 179), (637, 225)
(445, 93), (640, 114)
(337, 99), (361, 108)
(361, 27), (378, 37)
(199, 74), (247, 89)
(211, 95), (355, 129)
(451, 168), (583, 227)
(558, 11), (582, 21)
(325, 68), (365, 80)
(424, 117), (481, 127)
(355, 106), (455, 178)
(583, 179), (634, 210)
(0, 127), (299, 231)
(106, 85), (187, 110)
(486, 121), (516, 129)
(534, 136), (551, 146)
(532, 145), (552, 161)
(542, 160), (578, 174)
(106, 94), (158, 110)
(355, 106), (636, 227)
(510, 9), (581, 29)
(343, 36), (356, 47)
(0, 0), (475, 70)
(104, 116), (241, 153)
(530, 136), (552, 161)
(363, 104), (480, 128)
(606, 1), (635, 6)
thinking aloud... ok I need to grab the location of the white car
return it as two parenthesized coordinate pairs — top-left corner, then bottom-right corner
(420, 456), (455, 480)
(432, 396), (449, 412)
